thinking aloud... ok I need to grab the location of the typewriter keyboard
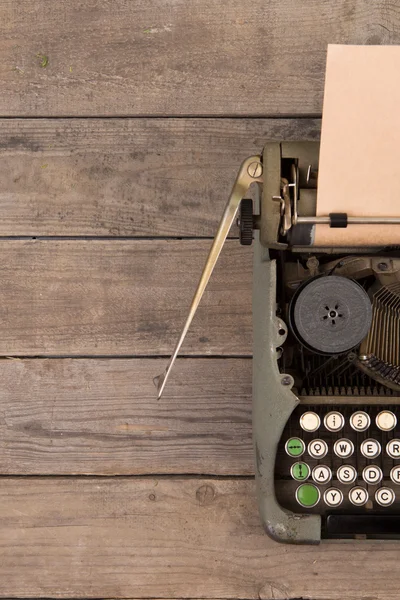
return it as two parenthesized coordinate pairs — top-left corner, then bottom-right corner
(275, 405), (400, 525)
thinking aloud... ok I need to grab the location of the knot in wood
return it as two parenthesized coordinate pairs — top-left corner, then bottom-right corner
(196, 484), (215, 506)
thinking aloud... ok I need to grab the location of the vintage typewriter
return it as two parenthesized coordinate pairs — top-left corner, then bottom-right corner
(155, 141), (400, 543)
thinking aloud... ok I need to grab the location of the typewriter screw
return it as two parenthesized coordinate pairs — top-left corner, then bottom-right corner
(377, 262), (388, 271)
(306, 256), (319, 277)
(281, 375), (292, 386)
(247, 161), (263, 178)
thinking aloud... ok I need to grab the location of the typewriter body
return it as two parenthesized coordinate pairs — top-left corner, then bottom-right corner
(156, 141), (400, 544)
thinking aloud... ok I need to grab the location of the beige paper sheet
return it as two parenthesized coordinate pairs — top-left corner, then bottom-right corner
(315, 44), (400, 246)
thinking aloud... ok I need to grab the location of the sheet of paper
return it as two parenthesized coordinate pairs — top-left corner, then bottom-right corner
(315, 44), (400, 246)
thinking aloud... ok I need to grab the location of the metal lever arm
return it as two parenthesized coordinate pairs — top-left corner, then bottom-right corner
(155, 155), (263, 398)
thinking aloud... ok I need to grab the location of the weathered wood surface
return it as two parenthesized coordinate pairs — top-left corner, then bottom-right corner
(0, 118), (319, 236)
(0, 476), (396, 600)
(0, 239), (251, 356)
(1, 1), (398, 117)
(3, 2), (395, 597)
(0, 358), (252, 475)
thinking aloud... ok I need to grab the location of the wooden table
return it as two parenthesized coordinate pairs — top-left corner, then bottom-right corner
(0, 2), (399, 598)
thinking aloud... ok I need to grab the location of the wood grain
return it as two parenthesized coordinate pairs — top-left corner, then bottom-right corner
(0, 239), (251, 356)
(0, 476), (397, 600)
(0, 118), (320, 237)
(1, 1), (398, 116)
(0, 358), (252, 475)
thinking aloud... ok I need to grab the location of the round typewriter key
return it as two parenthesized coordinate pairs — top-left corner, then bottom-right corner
(296, 483), (320, 508)
(333, 438), (354, 459)
(324, 411), (344, 432)
(350, 411), (370, 432)
(291, 462), (310, 481)
(285, 438), (305, 458)
(349, 486), (369, 506)
(387, 439), (400, 459)
(336, 464), (357, 484)
(300, 411), (320, 432)
(376, 410), (397, 432)
(360, 438), (381, 459)
(362, 465), (383, 485)
(375, 487), (395, 507)
(390, 466), (400, 484)
(324, 487), (343, 507)
(312, 465), (332, 484)
(308, 439), (328, 459)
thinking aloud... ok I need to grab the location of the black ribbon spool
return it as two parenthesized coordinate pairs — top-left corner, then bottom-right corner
(289, 275), (372, 355)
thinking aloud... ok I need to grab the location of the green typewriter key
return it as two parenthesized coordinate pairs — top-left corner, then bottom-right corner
(285, 437), (305, 457)
(296, 483), (320, 508)
(291, 462), (310, 481)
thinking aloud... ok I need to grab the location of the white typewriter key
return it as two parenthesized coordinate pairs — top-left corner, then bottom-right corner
(350, 411), (370, 432)
(349, 486), (369, 506)
(390, 466), (400, 484)
(375, 487), (395, 507)
(336, 464), (357, 484)
(312, 465), (332, 484)
(324, 411), (345, 432)
(323, 488), (343, 507)
(387, 439), (400, 459)
(300, 411), (321, 432)
(308, 439), (328, 459)
(376, 410), (397, 432)
(333, 438), (354, 459)
(362, 465), (383, 485)
(360, 438), (381, 459)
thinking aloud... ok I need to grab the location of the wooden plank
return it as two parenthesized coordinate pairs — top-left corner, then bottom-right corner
(0, 358), (252, 475)
(0, 476), (397, 599)
(1, 2), (397, 116)
(0, 118), (320, 237)
(0, 239), (251, 356)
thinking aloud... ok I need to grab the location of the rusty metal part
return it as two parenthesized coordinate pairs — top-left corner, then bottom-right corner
(280, 178), (292, 236)
(285, 256), (400, 294)
(291, 162), (299, 224)
(357, 282), (400, 392)
(320, 256), (400, 285)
